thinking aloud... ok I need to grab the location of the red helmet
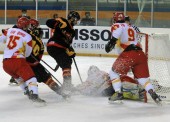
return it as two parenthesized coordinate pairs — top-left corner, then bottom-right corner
(113, 12), (125, 23)
(29, 19), (39, 30)
(17, 17), (30, 29)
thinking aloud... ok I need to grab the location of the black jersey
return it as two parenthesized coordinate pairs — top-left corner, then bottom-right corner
(46, 17), (75, 48)
(26, 30), (44, 63)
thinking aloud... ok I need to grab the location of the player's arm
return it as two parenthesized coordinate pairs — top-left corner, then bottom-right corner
(46, 18), (66, 29)
(0, 29), (8, 43)
(105, 24), (122, 53)
(105, 37), (118, 53)
(0, 33), (6, 43)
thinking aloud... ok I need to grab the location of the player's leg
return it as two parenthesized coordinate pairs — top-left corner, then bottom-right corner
(47, 47), (74, 95)
(31, 63), (69, 98)
(3, 58), (45, 103)
(133, 51), (161, 104)
(108, 53), (132, 101)
(108, 69), (123, 101)
(15, 77), (29, 97)
(50, 47), (73, 90)
(16, 59), (46, 103)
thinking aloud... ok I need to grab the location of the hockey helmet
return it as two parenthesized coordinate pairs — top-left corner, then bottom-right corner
(68, 11), (80, 20)
(29, 19), (39, 30)
(17, 17), (30, 30)
(113, 12), (125, 23)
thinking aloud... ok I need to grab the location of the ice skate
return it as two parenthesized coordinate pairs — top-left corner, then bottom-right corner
(138, 89), (145, 101)
(24, 86), (30, 98)
(29, 91), (46, 106)
(61, 79), (75, 97)
(8, 77), (18, 86)
(148, 89), (162, 105)
(108, 92), (123, 104)
(55, 88), (71, 99)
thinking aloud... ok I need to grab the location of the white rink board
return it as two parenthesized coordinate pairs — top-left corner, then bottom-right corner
(0, 25), (170, 56)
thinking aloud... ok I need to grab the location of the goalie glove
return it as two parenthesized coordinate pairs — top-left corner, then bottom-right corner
(66, 46), (76, 58)
(105, 37), (117, 53)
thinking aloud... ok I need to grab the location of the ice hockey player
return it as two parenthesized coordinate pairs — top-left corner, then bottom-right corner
(76, 65), (145, 101)
(8, 19), (68, 98)
(105, 12), (161, 104)
(46, 11), (80, 95)
(2, 17), (45, 104)
(26, 18), (68, 98)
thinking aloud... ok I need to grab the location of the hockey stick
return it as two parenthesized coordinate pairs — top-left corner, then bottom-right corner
(41, 63), (62, 86)
(73, 57), (83, 83)
(40, 59), (59, 72)
(30, 54), (59, 72)
(30, 55), (62, 85)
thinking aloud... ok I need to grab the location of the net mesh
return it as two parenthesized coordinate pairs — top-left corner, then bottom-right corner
(139, 33), (170, 102)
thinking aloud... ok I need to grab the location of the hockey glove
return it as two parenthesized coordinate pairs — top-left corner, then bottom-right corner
(105, 37), (117, 53)
(66, 46), (76, 58)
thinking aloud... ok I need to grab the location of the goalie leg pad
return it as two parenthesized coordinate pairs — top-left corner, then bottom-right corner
(122, 82), (140, 100)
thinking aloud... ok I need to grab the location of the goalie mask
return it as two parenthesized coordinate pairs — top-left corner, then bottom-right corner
(88, 65), (100, 76)
(67, 11), (80, 26)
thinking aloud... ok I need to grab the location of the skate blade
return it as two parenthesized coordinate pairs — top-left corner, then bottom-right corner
(31, 101), (47, 107)
(8, 83), (19, 86)
(108, 100), (123, 104)
(155, 101), (162, 106)
(32, 102), (47, 107)
(63, 95), (71, 100)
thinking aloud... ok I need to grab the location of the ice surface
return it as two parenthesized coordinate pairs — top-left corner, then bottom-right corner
(0, 55), (170, 122)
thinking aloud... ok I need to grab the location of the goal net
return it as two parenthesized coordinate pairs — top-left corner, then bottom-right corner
(139, 32), (170, 103)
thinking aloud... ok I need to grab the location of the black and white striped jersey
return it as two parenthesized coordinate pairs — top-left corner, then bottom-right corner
(132, 25), (140, 33)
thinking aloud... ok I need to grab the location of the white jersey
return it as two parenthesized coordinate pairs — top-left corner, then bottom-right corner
(3, 28), (32, 59)
(111, 23), (141, 50)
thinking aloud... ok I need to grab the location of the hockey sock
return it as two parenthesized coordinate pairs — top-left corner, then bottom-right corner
(25, 77), (38, 94)
(45, 77), (60, 92)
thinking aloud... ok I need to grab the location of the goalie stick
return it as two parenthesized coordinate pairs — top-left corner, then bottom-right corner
(73, 58), (83, 83)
